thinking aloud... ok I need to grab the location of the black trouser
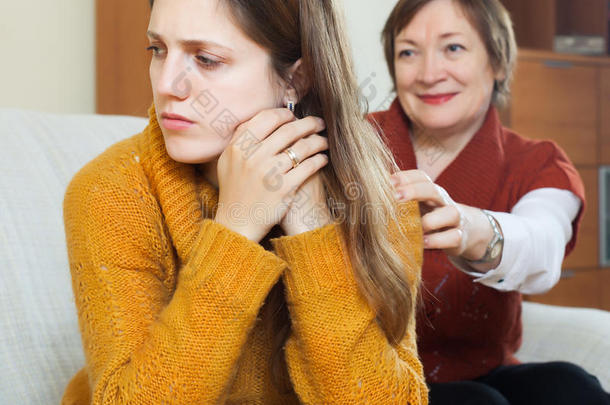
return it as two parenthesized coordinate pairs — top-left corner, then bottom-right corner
(428, 362), (610, 405)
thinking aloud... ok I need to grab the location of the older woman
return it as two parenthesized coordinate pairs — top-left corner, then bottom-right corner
(370, 0), (609, 404)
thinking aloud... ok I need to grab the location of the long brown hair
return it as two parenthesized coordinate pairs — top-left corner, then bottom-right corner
(382, 0), (517, 107)
(149, 0), (418, 393)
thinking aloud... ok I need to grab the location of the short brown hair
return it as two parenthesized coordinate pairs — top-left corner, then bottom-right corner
(381, 0), (517, 107)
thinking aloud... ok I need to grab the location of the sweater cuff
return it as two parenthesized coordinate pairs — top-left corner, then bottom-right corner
(180, 219), (287, 305)
(271, 222), (359, 296)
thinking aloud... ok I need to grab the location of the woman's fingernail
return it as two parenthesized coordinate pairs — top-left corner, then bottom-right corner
(394, 192), (403, 200)
(423, 236), (429, 247)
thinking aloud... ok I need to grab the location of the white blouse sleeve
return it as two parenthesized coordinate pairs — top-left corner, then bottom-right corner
(449, 188), (582, 294)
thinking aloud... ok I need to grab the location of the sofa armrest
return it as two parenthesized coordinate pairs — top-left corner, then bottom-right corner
(0, 108), (147, 404)
(516, 301), (610, 391)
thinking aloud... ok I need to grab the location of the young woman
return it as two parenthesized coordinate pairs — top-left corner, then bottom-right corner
(61, 0), (427, 403)
(372, 0), (609, 404)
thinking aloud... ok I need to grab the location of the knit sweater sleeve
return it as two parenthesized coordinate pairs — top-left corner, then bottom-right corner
(271, 201), (428, 404)
(62, 157), (286, 404)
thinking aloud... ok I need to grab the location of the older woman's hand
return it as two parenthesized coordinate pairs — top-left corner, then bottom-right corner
(391, 170), (497, 266)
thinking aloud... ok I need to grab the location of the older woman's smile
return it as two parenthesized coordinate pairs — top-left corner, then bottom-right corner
(418, 92), (458, 105)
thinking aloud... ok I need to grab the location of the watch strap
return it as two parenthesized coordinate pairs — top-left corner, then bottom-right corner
(470, 210), (503, 264)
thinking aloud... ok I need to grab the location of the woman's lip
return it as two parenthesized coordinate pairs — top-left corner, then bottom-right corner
(161, 112), (194, 123)
(162, 118), (195, 131)
(418, 93), (458, 105)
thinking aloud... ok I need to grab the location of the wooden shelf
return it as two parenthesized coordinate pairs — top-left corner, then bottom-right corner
(524, 268), (610, 311)
(510, 53), (599, 166)
(518, 48), (610, 67)
(501, 0), (556, 50)
(501, 0), (609, 55)
(509, 49), (610, 310)
(601, 68), (610, 164)
(555, 0), (608, 39)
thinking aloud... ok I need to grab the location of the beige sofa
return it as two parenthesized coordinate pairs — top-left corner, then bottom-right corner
(1, 107), (609, 404)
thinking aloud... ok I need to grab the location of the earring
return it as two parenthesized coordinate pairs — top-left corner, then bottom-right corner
(286, 101), (295, 113)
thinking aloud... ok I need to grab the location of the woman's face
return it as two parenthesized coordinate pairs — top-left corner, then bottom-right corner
(393, 0), (500, 136)
(148, 0), (286, 164)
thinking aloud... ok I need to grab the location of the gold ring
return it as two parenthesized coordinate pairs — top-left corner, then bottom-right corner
(283, 147), (300, 169)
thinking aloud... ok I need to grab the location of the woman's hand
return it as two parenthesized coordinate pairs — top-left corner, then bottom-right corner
(214, 108), (329, 242)
(390, 170), (495, 263)
(279, 168), (332, 236)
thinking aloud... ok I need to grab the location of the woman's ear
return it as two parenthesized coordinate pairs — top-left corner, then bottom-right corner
(283, 58), (309, 105)
(494, 67), (506, 82)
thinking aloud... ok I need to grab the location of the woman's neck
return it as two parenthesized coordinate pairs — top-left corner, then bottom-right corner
(410, 114), (486, 181)
(199, 160), (219, 189)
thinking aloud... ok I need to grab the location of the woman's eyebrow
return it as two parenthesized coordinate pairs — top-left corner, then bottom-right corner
(439, 32), (464, 39)
(146, 30), (234, 52)
(396, 32), (464, 46)
(396, 37), (418, 46)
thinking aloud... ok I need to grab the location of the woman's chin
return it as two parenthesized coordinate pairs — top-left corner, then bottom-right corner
(168, 154), (217, 164)
(411, 114), (462, 133)
(164, 139), (224, 164)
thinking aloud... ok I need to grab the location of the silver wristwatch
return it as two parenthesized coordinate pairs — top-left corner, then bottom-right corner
(470, 209), (504, 264)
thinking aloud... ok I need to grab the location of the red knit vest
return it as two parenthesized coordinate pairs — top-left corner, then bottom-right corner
(368, 98), (585, 382)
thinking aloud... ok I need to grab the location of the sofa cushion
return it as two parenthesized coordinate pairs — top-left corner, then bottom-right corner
(0, 108), (147, 404)
(517, 301), (610, 391)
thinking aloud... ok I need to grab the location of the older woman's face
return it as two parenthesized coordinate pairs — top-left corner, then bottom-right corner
(147, 0), (284, 164)
(393, 0), (500, 135)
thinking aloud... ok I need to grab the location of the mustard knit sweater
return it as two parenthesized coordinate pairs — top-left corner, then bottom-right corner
(61, 104), (428, 404)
